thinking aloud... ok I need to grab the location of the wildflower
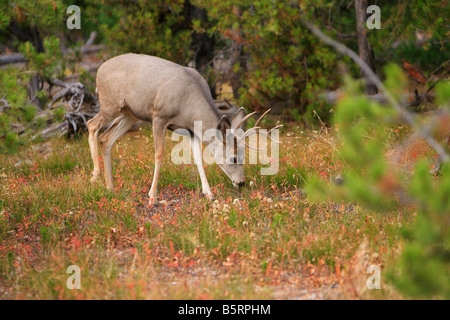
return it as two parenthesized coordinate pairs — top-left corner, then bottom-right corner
(211, 200), (221, 214)
(274, 203), (284, 209)
(263, 197), (273, 204)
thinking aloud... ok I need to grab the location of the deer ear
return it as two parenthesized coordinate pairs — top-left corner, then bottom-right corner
(230, 107), (245, 129)
(217, 115), (231, 138)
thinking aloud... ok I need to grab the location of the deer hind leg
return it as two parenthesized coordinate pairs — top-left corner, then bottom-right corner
(148, 118), (167, 204)
(87, 112), (113, 183)
(99, 113), (137, 190)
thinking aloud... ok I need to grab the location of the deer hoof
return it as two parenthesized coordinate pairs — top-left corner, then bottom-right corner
(204, 193), (214, 200)
(148, 197), (157, 206)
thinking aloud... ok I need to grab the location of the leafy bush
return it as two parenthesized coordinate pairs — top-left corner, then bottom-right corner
(0, 68), (32, 152)
(393, 39), (450, 73)
(100, 0), (193, 64)
(88, 1), (344, 121)
(0, 36), (66, 152)
(19, 35), (64, 81)
(194, 0), (341, 121)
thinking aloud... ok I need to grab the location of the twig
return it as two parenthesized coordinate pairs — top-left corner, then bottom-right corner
(324, 26), (357, 39)
(325, 90), (435, 105)
(429, 60), (449, 77)
(0, 98), (11, 113)
(313, 110), (328, 135)
(82, 31), (97, 51)
(301, 18), (449, 163)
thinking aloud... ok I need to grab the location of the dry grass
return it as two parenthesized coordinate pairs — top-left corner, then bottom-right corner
(0, 124), (412, 299)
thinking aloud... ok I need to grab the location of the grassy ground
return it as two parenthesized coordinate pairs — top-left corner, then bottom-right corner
(0, 123), (411, 299)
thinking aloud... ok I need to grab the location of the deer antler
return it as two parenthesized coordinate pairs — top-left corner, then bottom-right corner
(235, 111), (257, 129)
(237, 109), (283, 148)
(254, 108), (272, 127)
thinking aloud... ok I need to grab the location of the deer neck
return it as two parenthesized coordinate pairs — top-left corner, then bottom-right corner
(191, 101), (219, 133)
(191, 102), (222, 150)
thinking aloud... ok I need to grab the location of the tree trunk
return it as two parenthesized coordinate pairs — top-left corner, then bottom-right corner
(189, 6), (214, 70)
(229, 41), (246, 100)
(184, 1), (216, 97)
(355, 0), (377, 94)
(7, 22), (44, 109)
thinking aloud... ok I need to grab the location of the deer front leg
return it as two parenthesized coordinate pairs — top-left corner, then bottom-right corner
(148, 118), (166, 204)
(190, 134), (213, 199)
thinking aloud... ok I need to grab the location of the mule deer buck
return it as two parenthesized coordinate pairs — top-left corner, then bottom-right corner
(87, 53), (280, 203)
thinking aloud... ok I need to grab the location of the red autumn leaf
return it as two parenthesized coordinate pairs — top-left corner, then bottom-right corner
(402, 60), (427, 83)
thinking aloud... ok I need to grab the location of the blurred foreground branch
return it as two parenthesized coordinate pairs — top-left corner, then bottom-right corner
(301, 18), (449, 163)
(325, 90), (436, 107)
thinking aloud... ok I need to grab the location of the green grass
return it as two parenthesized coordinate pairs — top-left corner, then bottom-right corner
(0, 126), (410, 299)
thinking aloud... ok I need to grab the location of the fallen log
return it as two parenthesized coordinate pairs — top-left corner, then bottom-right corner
(0, 45), (104, 66)
(0, 53), (26, 65)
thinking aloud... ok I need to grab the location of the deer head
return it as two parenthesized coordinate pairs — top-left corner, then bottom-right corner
(211, 108), (282, 188)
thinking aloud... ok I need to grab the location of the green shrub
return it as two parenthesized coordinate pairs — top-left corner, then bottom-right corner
(100, 0), (193, 64)
(0, 68), (32, 152)
(19, 35), (64, 81)
(306, 65), (449, 299)
(194, 0), (341, 121)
